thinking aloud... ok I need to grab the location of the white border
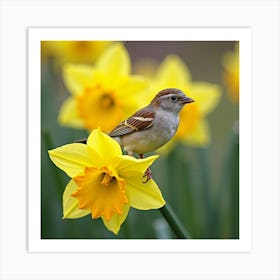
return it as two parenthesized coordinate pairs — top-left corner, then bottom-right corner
(28, 27), (252, 253)
(1, 1), (279, 279)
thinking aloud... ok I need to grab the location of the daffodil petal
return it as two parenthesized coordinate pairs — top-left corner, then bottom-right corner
(58, 97), (84, 128)
(63, 180), (91, 219)
(87, 128), (122, 163)
(189, 82), (221, 116)
(117, 155), (159, 178)
(102, 204), (130, 235)
(63, 64), (95, 95)
(117, 76), (149, 113)
(95, 43), (130, 79)
(118, 76), (148, 97)
(184, 119), (210, 146)
(48, 143), (92, 177)
(155, 55), (192, 88)
(126, 178), (165, 210)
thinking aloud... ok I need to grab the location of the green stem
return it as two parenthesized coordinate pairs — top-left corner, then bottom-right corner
(215, 121), (239, 238)
(197, 148), (215, 237)
(42, 130), (64, 194)
(159, 202), (191, 239)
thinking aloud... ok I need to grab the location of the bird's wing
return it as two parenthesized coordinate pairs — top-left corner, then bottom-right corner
(109, 107), (155, 137)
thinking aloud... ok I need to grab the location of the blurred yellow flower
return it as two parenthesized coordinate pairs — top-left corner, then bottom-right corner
(58, 43), (148, 132)
(222, 43), (239, 103)
(148, 55), (221, 148)
(48, 128), (165, 235)
(41, 41), (112, 65)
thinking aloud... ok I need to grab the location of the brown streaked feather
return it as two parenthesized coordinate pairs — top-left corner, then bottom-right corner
(109, 107), (155, 137)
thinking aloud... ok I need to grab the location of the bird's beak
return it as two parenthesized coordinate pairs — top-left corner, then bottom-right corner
(181, 96), (195, 104)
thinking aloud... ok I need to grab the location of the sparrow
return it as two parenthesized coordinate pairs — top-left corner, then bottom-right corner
(77, 88), (195, 182)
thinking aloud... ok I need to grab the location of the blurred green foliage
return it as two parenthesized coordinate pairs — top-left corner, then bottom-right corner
(41, 41), (239, 239)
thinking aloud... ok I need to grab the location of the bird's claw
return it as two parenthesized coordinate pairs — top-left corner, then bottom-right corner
(142, 168), (152, 183)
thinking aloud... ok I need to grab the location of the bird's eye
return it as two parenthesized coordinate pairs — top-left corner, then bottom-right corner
(170, 96), (177, 101)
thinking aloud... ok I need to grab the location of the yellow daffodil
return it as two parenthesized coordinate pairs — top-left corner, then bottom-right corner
(222, 43), (239, 103)
(58, 43), (148, 132)
(148, 55), (221, 148)
(48, 128), (165, 235)
(41, 40), (112, 65)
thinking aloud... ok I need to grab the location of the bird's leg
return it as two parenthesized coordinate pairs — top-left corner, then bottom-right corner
(139, 153), (152, 183)
(143, 169), (152, 183)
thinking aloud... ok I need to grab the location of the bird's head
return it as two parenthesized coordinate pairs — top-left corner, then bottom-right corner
(150, 88), (195, 113)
